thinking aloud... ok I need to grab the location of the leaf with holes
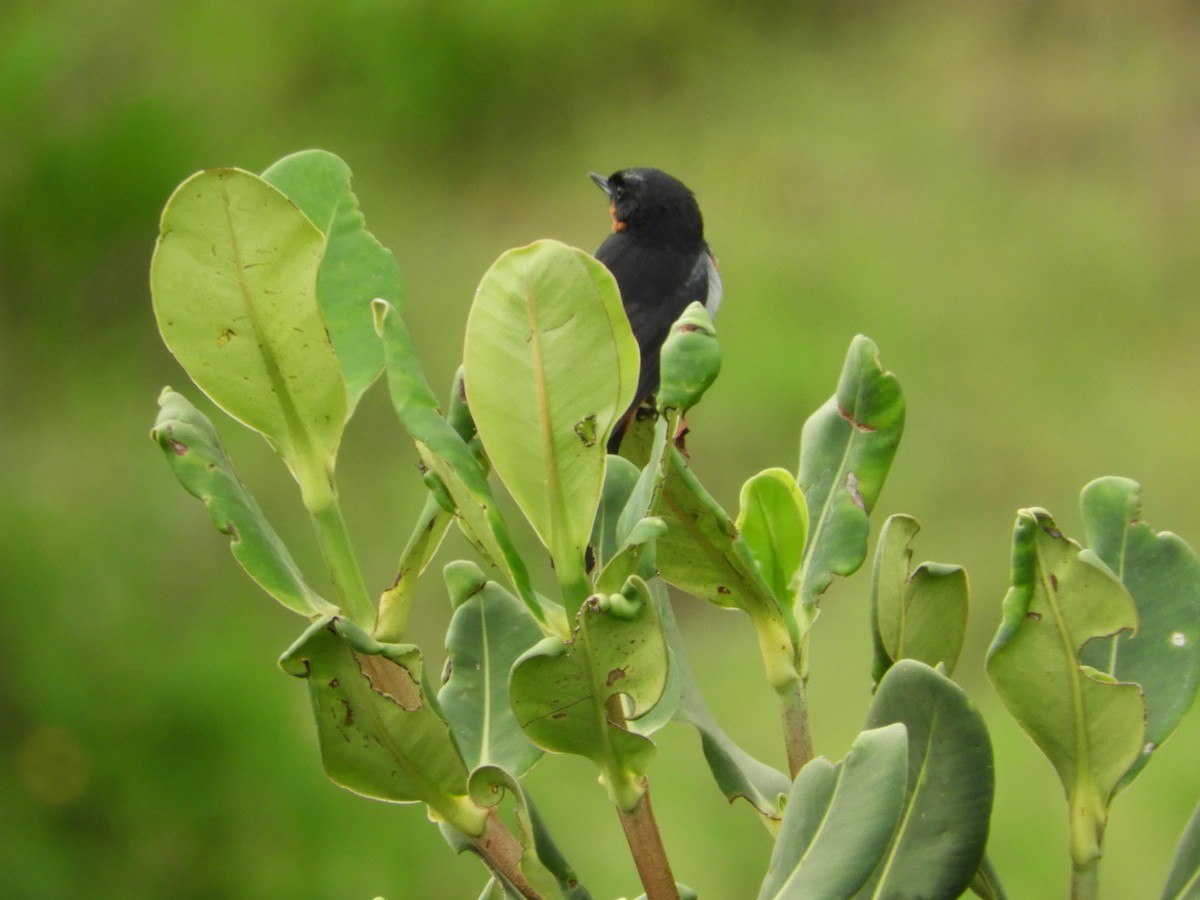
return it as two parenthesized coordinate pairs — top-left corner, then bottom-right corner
(463, 240), (638, 609)
(509, 576), (667, 811)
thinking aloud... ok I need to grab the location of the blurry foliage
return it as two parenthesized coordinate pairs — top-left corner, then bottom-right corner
(3, 0), (1200, 897)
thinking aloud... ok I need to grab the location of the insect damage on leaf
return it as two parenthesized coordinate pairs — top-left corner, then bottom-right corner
(357, 653), (423, 711)
(575, 415), (598, 447)
(836, 403), (877, 432)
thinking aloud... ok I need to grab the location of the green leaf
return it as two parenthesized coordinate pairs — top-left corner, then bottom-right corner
(449, 768), (593, 899)
(150, 168), (344, 510)
(656, 301), (722, 412)
(986, 508), (1144, 868)
(523, 791), (593, 899)
(657, 580), (789, 821)
(377, 492), (454, 642)
(1162, 799), (1200, 900)
(736, 468), (808, 606)
(451, 772), (592, 897)
(151, 388), (336, 618)
(860, 660), (994, 899)
(509, 576), (667, 811)
(798, 335), (904, 609)
(278, 617), (485, 836)
(757, 723), (909, 900)
(870, 514), (969, 685)
(646, 439), (805, 767)
(970, 854), (1010, 900)
(652, 446), (798, 691)
(374, 299), (544, 632)
(262, 149), (399, 413)
(464, 240), (639, 608)
(591, 455), (643, 571)
(438, 562), (545, 776)
(1080, 476), (1200, 787)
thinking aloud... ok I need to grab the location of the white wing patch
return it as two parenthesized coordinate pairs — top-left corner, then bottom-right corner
(704, 252), (723, 317)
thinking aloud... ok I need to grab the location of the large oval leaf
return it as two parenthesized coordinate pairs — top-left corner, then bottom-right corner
(262, 149), (399, 413)
(1080, 476), (1200, 788)
(758, 723), (908, 900)
(150, 168), (344, 507)
(463, 240), (638, 605)
(860, 660), (994, 899)
(986, 508), (1144, 867)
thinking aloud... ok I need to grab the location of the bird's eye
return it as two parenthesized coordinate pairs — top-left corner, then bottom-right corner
(613, 187), (627, 201)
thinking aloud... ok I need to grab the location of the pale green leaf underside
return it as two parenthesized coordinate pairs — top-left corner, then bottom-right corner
(151, 167), (345, 499)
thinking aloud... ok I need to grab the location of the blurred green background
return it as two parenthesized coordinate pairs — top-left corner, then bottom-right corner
(3, 0), (1199, 896)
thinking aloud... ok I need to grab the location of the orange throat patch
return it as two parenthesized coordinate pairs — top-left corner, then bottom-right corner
(609, 204), (626, 232)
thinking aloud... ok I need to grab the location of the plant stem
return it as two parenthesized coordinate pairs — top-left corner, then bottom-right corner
(617, 785), (679, 900)
(779, 675), (814, 777)
(470, 809), (544, 900)
(1070, 861), (1099, 900)
(309, 490), (376, 628)
(374, 493), (451, 642)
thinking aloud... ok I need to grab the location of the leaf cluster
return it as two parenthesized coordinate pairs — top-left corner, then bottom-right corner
(149, 151), (1200, 899)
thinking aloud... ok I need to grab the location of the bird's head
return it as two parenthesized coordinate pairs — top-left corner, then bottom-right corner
(589, 168), (704, 246)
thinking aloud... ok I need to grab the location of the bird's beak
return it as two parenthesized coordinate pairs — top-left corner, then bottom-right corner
(589, 172), (613, 197)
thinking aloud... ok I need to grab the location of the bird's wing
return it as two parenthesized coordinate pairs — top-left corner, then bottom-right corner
(702, 249), (722, 317)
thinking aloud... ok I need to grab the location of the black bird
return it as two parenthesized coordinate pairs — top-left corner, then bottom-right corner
(590, 167), (721, 452)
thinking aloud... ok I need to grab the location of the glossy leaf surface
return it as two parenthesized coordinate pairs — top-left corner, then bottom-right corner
(737, 468), (808, 607)
(758, 724), (908, 900)
(861, 660), (994, 899)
